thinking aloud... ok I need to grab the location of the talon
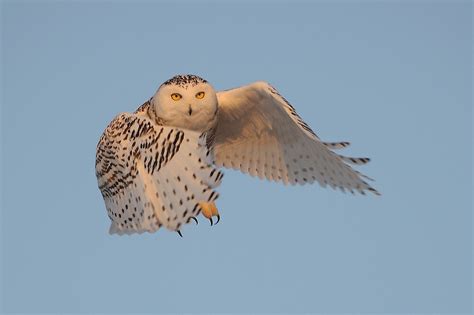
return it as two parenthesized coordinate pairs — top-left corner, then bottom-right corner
(177, 230), (183, 237)
(199, 201), (221, 227)
(190, 216), (198, 225)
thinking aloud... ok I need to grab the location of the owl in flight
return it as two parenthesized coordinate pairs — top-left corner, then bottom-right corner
(96, 74), (379, 236)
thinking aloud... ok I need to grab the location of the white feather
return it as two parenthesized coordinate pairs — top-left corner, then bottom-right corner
(96, 113), (222, 235)
(214, 81), (379, 195)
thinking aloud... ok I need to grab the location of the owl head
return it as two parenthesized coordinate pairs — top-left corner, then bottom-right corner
(151, 74), (218, 132)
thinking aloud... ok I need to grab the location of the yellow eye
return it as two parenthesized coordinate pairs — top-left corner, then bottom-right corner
(171, 93), (182, 101)
(195, 91), (205, 99)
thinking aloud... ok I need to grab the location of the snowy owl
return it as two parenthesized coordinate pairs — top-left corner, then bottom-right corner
(96, 74), (379, 236)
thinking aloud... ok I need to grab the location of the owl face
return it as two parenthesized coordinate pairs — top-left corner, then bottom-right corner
(152, 75), (218, 132)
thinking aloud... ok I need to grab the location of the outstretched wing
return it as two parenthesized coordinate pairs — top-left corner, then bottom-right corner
(214, 81), (378, 195)
(96, 113), (223, 235)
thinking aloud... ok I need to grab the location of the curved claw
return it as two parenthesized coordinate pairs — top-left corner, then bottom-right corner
(209, 217), (213, 226)
(215, 214), (220, 225)
(190, 216), (198, 225)
(177, 230), (183, 237)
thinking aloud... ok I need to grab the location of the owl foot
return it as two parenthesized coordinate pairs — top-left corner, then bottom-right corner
(199, 201), (220, 226)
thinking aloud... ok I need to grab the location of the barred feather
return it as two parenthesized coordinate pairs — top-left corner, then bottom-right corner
(96, 113), (222, 235)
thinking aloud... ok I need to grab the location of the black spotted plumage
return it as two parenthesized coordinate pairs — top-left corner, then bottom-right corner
(96, 112), (222, 235)
(161, 74), (207, 88)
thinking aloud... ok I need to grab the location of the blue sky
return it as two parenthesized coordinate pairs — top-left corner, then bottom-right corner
(1, 1), (472, 313)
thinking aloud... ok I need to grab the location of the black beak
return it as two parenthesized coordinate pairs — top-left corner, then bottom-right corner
(188, 105), (193, 116)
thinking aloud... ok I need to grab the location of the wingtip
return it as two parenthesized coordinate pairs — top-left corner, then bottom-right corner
(369, 187), (381, 196)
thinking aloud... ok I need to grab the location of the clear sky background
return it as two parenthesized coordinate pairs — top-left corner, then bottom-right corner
(1, 1), (472, 313)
